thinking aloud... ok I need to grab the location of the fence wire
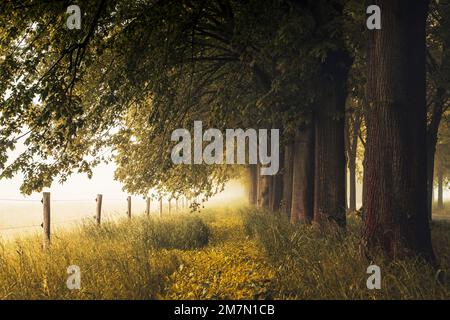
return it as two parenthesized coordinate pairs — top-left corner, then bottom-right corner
(0, 196), (171, 232)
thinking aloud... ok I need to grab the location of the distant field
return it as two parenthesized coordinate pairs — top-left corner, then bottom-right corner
(0, 199), (157, 241)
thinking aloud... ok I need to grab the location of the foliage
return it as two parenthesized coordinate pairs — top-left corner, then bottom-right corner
(0, 0), (360, 199)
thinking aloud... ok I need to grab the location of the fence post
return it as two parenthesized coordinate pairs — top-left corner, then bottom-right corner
(146, 197), (151, 216)
(42, 192), (51, 248)
(96, 194), (103, 225)
(159, 197), (163, 216)
(176, 197), (179, 212)
(127, 196), (132, 219)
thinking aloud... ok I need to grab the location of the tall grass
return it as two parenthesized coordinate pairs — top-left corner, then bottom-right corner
(0, 214), (209, 299)
(243, 209), (450, 299)
(1, 206), (448, 300)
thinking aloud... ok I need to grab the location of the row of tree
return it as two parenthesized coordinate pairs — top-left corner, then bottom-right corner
(245, 0), (449, 262)
(0, 0), (448, 262)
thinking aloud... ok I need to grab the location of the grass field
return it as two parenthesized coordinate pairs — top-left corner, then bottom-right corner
(0, 205), (449, 299)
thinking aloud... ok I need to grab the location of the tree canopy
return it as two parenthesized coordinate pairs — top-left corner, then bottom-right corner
(0, 0), (361, 199)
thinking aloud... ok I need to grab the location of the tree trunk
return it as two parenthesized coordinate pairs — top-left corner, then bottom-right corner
(256, 162), (261, 207)
(291, 124), (315, 224)
(348, 157), (357, 212)
(344, 158), (348, 211)
(282, 144), (294, 218)
(259, 175), (271, 209)
(363, 0), (434, 261)
(270, 150), (284, 212)
(427, 89), (446, 219)
(437, 160), (444, 210)
(348, 110), (361, 212)
(427, 7), (449, 218)
(248, 165), (258, 205)
(257, 159), (271, 209)
(313, 51), (350, 228)
(268, 173), (274, 210)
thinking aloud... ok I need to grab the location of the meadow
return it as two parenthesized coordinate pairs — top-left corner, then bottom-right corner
(0, 205), (449, 300)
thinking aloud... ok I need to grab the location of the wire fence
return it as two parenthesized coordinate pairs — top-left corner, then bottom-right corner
(0, 195), (189, 233)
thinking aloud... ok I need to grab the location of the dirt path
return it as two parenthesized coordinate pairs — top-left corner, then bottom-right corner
(160, 214), (276, 299)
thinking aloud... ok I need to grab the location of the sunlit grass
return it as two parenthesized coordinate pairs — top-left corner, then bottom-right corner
(0, 214), (209, 299)
(0, 205), (448, 299)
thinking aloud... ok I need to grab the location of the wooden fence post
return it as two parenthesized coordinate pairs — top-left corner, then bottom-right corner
(127, 196), (132, 219)
(42, 192), (51, 248)
(146, 197), (151, 216)
(159, 197), (163, 216)
(96, 194), (103, 225)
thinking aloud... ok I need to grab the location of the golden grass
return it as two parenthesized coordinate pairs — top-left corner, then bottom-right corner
(0, 205), (448, 300)
(243, 209), (450, 299)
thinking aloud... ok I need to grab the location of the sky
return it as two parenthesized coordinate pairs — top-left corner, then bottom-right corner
(0, 139), (128, 201)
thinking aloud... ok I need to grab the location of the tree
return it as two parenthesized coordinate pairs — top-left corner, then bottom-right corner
(363, 0), (434, 261)
(345, 101), (363, 212)
(0, 0), (358, 220)
(247, 165), (258, 205)
(345, 39), (366, 213)
(434, 113), (450, 210)
(288, 0), (360, 227)
(313, 49), (352, 228)
(426, 0), (450, 219)
(290, 123), (314, 223)
(281, 143), (294, 217)
(270, 151), (284, 212)
(436, 152), (445, 209)
(0, 0), (304, 200)
(310, 1), (354, 228)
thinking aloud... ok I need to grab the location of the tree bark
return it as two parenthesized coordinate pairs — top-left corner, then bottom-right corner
(291, 124), (315, 224)
(348, 157), (357, 212)
(363, 0), (434, 261)
(426, 88), (445, 219)
(282, 144), (294, 218)
(426, 28), (449, 218)
(248, 165), (258, 205)
(257, 158), (271, 209)
(313, 51), (351, 228)
(270, 150), (284, 212)
(259, 175), (271, 209)
(256, 162), (261, 207)
(344, 157), (348, 211)
(437, 159), (444, 210)
(348, 110), (361, 212)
